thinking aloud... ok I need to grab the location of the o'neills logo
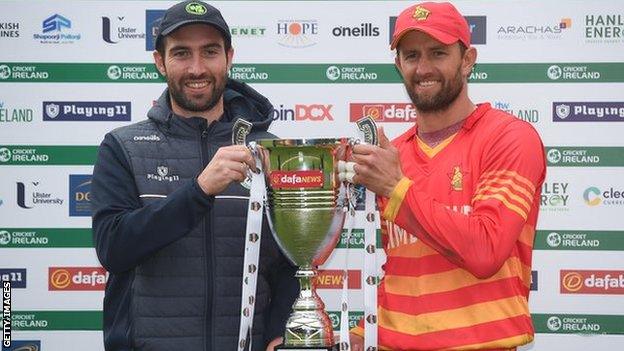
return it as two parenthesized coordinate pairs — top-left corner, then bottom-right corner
(270, 170), (324, 189)
(315, 270), (361, 289)
(561, 270), (624, 294)
(49, 267), (108, 290)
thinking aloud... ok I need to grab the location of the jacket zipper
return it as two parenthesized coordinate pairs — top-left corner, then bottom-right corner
(199, 124), (215, 351)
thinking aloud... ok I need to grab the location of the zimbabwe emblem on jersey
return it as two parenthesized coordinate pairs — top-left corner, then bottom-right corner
(449, 166), (463, 191)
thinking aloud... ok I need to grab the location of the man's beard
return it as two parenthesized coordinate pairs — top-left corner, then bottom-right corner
(168, 72), (227, 113)
(405, 65), (463, 113)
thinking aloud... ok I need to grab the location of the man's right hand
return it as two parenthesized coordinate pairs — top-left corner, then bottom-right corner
(197, 145), (256, 195)
(350, 333), (364, 351)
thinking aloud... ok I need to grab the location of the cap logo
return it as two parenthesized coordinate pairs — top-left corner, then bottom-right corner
(412, 6), (431, 21)
(186, 2), (207, 15)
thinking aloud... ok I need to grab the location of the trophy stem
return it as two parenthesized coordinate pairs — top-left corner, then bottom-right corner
(282, 266), (335, 348)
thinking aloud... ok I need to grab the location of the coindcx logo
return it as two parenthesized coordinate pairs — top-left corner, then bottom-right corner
(272, 104), (333, 121)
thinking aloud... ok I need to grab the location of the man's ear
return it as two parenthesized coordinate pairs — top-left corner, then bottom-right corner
(462, 47), (477, 78)
(394, 52), (405, 79)
(153, 50), (166, 77)
(226, 47), (234, 71)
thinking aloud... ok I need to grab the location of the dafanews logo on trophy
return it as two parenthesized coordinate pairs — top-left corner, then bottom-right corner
(270, 171), (324, 189)
(561, 270), (624, 294)
(583, 186), (624, 206)
(315, 270), (361, 289)
(43, 101), (131, 121)
(0, 269), (26, 289)
(69, 175), (91, 217)
(553, 102), (624, 122)
(272, 104), (333, 122)
(350, 103), (416, 122)
(33, 14), (81, 44)
(48, 267), (108, 291)
(276, 19), (319, 48)
(0, 100), (33, 123)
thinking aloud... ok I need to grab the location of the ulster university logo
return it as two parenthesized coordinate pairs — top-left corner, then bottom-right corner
(449, 166), (463, 191)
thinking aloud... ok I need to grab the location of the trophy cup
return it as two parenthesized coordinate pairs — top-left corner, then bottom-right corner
(235, 118), (377, 350)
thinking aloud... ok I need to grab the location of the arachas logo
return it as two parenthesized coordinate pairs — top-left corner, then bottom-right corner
(270, 171), (324, 189)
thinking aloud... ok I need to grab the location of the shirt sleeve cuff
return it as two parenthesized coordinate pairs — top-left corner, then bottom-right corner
(382, 177), (413, 222)
(350, 324), (364, 338)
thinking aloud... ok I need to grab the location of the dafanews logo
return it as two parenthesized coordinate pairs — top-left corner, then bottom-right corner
(48, 267), (108, 291)
(389, 16), (486, 45)
(270, 171), (324, 189)
(0, 65), (49, 81)
(0, 22), (19, 38)
(493, 101), (539, 123)
(106, 65), (160, 81)
(102, 16), (145, 44)
(546, 65), (601, 81)
(332, 23), (379, 37)
(0, 269), (26, 289)
(545, 231), (601, 249)
(349, 103), (416, 123)
(69, 175), (91, 217)
(561, 270), (624, 294)
(583, 186), (624, 206)
(315, 270), (361, 289)
(553, 102), (624, 122)
(277, 20), (319, 48)
(497, 18), (571, 40)
(544, 315), (601, 333)
(546, 148), (601, 166)
(0, 101), (33, 123)
(3, 340), (41, 351)
(325, 65), (378, 82)
(16, 181), (63, 209)
(540, 182), (569, 211)
(272, 104), (333, 121)
(585, 14), (624, 43)
(33, 14), (81, 44)
(43, 101), (131, 121)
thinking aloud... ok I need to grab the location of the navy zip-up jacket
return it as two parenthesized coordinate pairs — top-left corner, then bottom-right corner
(91, 80), (298, 350)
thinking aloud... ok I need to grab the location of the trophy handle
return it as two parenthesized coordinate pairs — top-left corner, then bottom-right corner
(232, 118), (253, 146)
(355, 116), (378, 146)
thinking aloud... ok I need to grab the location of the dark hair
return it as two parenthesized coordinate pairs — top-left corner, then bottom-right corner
(155, 29), (232, 59)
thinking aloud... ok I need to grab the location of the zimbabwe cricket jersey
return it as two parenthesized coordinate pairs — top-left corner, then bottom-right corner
(352, 103), (546, 350)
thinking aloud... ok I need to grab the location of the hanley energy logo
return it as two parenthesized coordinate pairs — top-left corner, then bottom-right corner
(493, 101), (539, 124)
(561, 270), (624, 294)
(0, 101), (33, 123)
(585, 14), (624, 43)
(540, 182), (570, 211)
(553, 102), (624, 122)
(349, 103), (416, 122)
(277, 19), (319, 48)
(49, 267), (108, 291)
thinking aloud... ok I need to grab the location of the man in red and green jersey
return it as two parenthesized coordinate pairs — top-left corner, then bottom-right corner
(349, 2), (546, 350)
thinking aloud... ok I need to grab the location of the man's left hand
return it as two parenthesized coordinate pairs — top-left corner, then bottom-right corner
(266, 337), (282, 351)
(351, 126), (403, 197)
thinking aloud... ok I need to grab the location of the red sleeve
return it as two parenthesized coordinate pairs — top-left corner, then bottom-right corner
(389, 121), (546, 278)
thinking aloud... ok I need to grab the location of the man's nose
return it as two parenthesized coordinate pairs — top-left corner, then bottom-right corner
(415, 56), (434, 77)
(187, 53), (205, 76)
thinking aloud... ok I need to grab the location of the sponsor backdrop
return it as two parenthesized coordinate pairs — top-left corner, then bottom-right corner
(1, 0), (623, 350)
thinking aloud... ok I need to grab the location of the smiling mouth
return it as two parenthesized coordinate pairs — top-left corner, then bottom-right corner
(185, 80), (211, 89)
(416, 80), (439, 87)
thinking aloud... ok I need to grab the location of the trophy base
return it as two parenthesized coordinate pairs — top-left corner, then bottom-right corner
(275, 344), (339, 351)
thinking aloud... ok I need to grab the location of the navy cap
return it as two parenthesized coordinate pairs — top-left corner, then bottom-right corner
(155, 0), (231, 49)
